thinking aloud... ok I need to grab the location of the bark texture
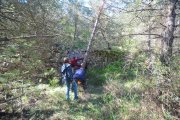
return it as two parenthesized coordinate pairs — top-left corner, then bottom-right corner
(160, 0), (178, 66)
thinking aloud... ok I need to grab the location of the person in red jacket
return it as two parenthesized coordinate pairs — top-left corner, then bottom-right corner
(69, 56), (84, 74)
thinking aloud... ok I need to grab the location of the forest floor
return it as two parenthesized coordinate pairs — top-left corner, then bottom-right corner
(1, 83), (108, 120)
(1, 78), (169, 120)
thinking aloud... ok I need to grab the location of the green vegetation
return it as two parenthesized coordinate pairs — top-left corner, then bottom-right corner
(2, 49), (179, 119)
(86, 56), (135, 86)
(1, 0), (180, 119)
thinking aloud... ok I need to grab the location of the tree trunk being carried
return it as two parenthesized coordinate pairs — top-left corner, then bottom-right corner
(82, 0), (106, 71)
(160, 0), (177, 66)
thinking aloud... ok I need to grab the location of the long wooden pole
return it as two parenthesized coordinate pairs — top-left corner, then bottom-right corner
(82, 0), (106, 71)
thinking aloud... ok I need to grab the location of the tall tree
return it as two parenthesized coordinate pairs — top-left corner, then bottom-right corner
(160, 0), (178, 66)
(82, 0), (106, 71)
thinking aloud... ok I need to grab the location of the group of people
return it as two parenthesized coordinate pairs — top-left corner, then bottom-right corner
(61, 56), (87, 100)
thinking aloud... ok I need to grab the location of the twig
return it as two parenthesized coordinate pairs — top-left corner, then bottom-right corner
(21, 79), (24, 120)
(1, 86), (30, 90)
(125, 9), (162, 13)
(0, 93), (25, 104)
(129, 0), (153, 23)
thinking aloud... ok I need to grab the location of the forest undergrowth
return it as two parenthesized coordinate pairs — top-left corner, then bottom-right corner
(1, 50), (180, 120)
(1, 0), (180, 119)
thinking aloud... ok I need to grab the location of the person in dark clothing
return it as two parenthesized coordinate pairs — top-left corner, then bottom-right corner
(61, 57), (78, 100)
(73, 64), (87, 91)
(69, 56), (84, 74)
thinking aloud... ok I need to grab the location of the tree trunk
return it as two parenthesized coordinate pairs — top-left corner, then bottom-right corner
(82, 0), (106, 71)
(101, 29), (111, 50)
(160, 0), (177, 66)
(148, 3), (151, 62)
(74, 14), (78, 41)
(0, 0), (1, 13)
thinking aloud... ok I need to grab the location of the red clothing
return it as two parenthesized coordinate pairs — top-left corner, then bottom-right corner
(69, 58), (84, 67)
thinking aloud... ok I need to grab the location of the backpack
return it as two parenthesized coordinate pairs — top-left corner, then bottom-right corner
(60, 65), (72, 85)
(60, 68), (67, 86)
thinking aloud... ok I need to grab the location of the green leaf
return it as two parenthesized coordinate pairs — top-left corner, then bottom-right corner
(23, 71), (29, 74)
(114, 73), (120, 79)
(132, 99), (136, 103)
(164, 112), (168, 118)
(0, 77), (5, 83)
(61, 18), (66, 24)
(9, 46), (16, 55)
(19, 46), (26, 51)
(28, 41), (36, 47)
(10, 4), (15, 9)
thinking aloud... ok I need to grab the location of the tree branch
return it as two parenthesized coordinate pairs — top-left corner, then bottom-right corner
(125, 9), (162, 13)
(174, 36), (180, 38)
(129, 0), (153, 23)
(121, 33), (162, 38)
(0, 14), (21, 22)
(0, 34), (59, 41)
(0, 93), (25, 104)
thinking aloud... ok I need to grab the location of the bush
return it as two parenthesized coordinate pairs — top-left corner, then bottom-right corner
(86, 58), (136, 85)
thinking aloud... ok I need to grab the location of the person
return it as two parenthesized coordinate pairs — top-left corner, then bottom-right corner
(73, 64), (87, 91)
(61, 57), (78, 100)
(69, 56), (84, 74)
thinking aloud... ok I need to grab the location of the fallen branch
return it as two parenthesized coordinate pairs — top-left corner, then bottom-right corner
(0, 92), (25, 104)
(0, 34), (59, 41)
(125, 8), (162, 13)
(120, 33), (162, 38)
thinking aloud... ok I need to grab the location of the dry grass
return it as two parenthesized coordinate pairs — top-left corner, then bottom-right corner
(1, 70), (179, 119)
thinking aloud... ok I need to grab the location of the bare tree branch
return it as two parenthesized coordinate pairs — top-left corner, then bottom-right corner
(121, 33), (162, 38)
(125, 9), (162, 13)
(0, 93), (25, 104)
(0, 34), (59, 41)
(0, 14), (21, 22)
(129, 0), (153, 23)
